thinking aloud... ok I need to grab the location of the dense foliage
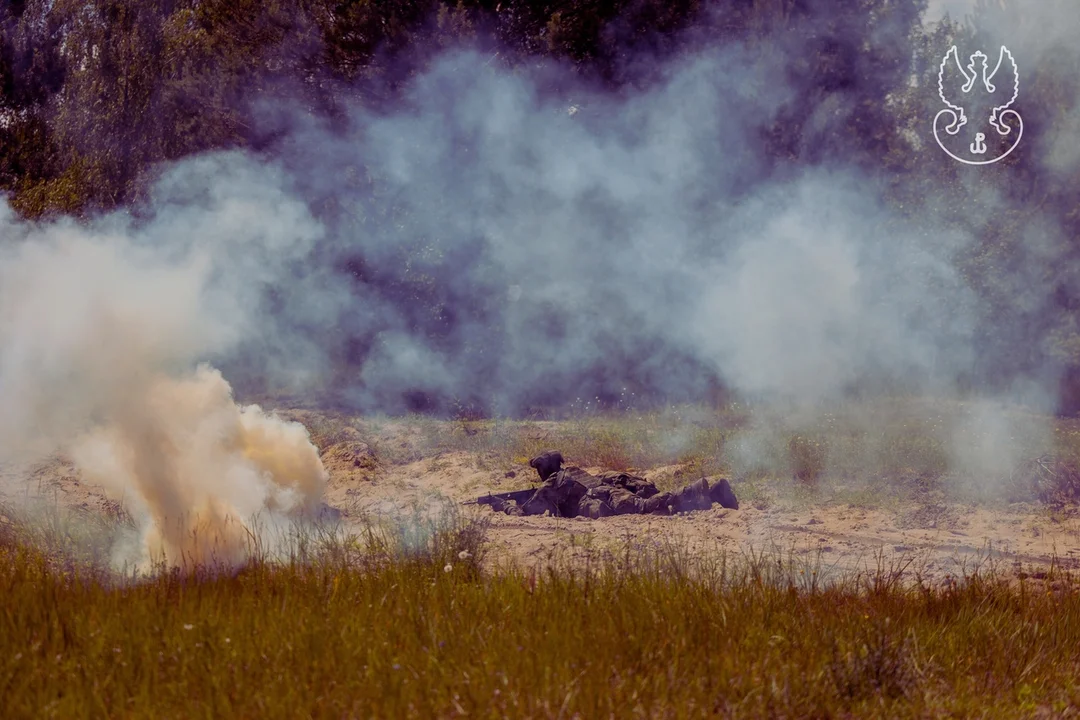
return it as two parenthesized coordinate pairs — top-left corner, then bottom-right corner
(0, 0), (931, 215)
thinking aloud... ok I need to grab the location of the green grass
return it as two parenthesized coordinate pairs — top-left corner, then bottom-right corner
(3, 506), (1080, 718)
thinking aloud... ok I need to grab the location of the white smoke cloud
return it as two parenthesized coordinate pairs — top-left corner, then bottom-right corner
(264, 39), (1066, 478)
(266, 47), (993, 416)
(0, 153), (331, 571)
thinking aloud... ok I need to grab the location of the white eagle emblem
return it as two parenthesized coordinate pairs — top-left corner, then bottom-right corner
(933, 45), (1023, 166)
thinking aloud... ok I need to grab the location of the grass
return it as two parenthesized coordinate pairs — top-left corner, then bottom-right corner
(3, 506), (1080, 718)
(7, 396), (1080, 716)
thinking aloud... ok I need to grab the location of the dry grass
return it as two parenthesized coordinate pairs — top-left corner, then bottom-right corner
(7, 398), (1080, 716)
(3, 504), (1080, 718)
(304, 397), (1080, 507)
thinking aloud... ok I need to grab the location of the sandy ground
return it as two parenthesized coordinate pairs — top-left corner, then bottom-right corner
(319, 448), (1080, 581)
(5, 413), (1080, 584)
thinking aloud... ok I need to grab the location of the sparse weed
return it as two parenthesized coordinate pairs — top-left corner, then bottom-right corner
(828, 618), (918, 704)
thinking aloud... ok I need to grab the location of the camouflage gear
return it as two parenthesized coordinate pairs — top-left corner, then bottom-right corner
(475, 460), (738, 519)
(528, 450), (565, 482)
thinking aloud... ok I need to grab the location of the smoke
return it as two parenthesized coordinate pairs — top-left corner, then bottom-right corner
(924, 0), (979, 23)
(260, 45), (994, 418)
(3, 0), (1079, 555)
(69, 366), (327, 569)
(978, 1), (1080, 174)
(0, 154), (333, 570)
(246, 15), (1074, 475)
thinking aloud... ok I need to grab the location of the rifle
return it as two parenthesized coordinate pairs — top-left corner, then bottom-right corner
(462, 487), (538, 508)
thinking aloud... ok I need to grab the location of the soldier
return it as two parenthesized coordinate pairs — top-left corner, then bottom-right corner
(469, 451), (739, 518)
(528, 450), (564, 482)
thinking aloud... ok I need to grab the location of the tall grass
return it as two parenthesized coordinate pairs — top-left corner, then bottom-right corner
(3, 507), (1080, 718)
(7, 398), (1080, 716)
